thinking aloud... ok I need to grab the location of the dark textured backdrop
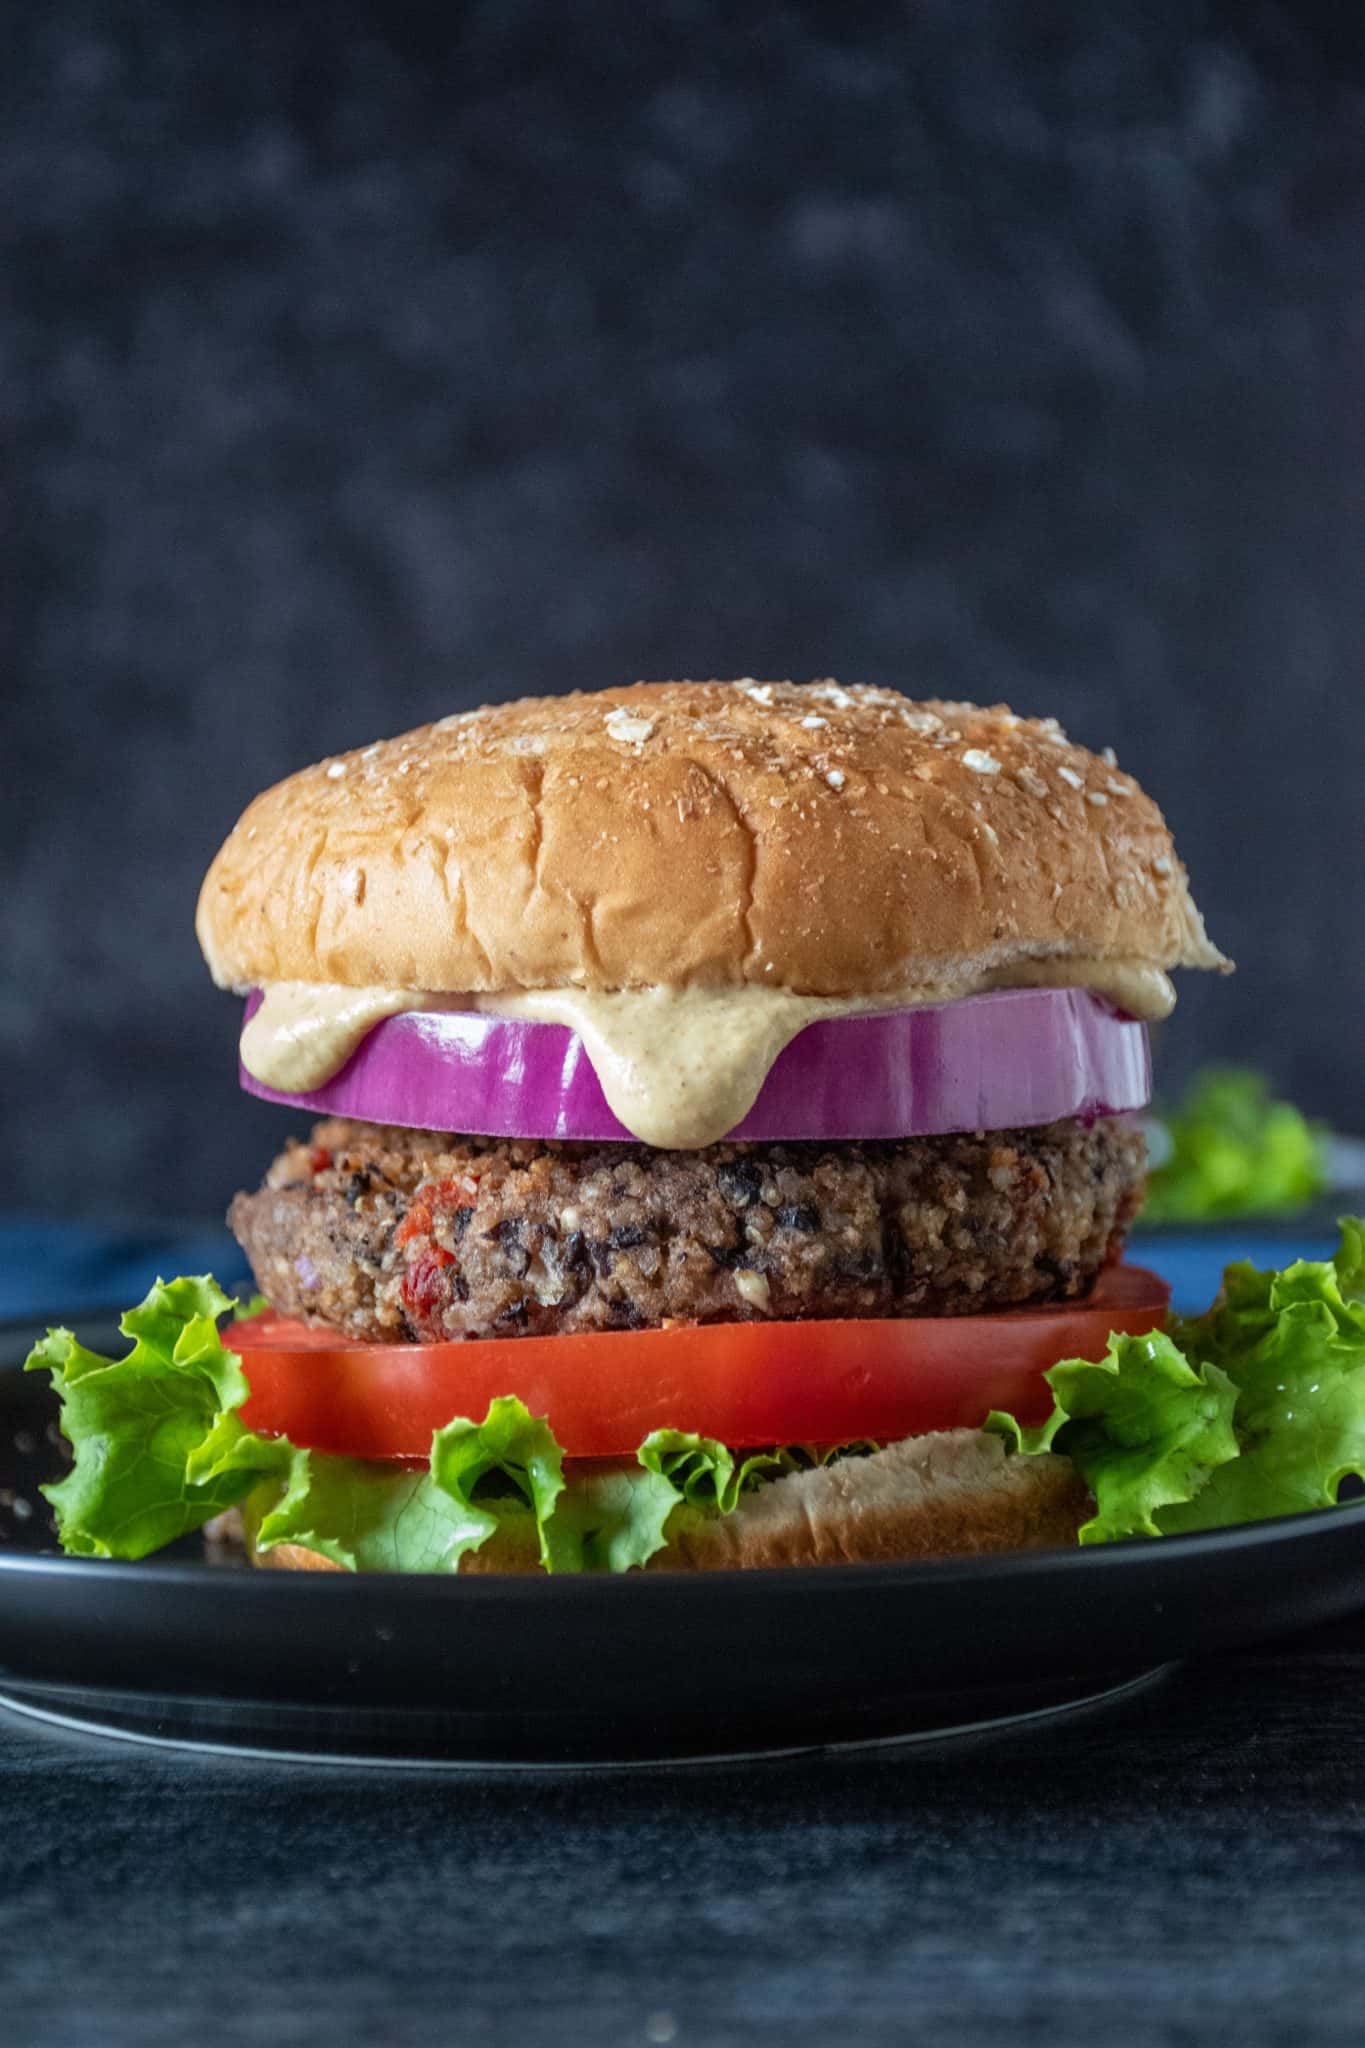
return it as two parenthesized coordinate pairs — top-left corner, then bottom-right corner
(4, 0), (1364, 1221)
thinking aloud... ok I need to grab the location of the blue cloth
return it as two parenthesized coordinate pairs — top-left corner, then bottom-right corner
(0, 1218), (1338, 1327)
(1129, 1227), (1338, 1315)
(0, 1220), (249, 1323)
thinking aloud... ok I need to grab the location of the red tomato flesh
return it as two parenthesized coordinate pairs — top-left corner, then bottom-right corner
(227, 1263), (1169, 1461)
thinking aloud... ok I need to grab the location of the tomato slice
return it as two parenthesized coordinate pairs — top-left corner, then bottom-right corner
(227, 1263), (1169, 1461)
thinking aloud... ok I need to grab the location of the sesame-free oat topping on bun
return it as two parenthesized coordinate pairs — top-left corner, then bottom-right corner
(195, 680), (1229, 997)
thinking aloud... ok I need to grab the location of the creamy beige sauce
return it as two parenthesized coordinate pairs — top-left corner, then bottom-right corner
(982, 959), (1174, 1014)
(488, 984), (846, 1149)
(240, 961), (1174, 1149)
(239, 984), (463, 1095)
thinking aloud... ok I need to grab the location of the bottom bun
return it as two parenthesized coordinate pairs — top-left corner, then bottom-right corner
(248, 1430), (1090, 1575)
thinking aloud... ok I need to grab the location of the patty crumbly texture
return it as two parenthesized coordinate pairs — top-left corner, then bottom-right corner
(229, 1116), (1145, 1343)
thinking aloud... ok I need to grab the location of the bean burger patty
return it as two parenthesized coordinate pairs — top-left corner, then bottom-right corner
(229, 1116), (1146, 1343)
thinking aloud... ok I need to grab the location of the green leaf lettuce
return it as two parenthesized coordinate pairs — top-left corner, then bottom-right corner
(988, 1220), (1365, 1540)
(1157, 1221), (1365, 1531)
(28, 1276), (257, 1559)
(1144, 1065), (1330, 1222)
(29, 1280), (583, 1570)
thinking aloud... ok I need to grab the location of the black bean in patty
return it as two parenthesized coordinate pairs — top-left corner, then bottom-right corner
(228, 1116), (1146, 1344)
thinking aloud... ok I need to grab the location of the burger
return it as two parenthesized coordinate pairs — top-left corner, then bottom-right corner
(32, 679), (1365, 1576)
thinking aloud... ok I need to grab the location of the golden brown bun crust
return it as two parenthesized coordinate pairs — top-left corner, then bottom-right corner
(248, 1430), (1091, 1575)
(197, 681), (1226, 998)
(650, 1430), (1089, 1569)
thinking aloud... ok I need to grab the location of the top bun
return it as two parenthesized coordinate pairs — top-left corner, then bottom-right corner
(196, 680), (1227, 998)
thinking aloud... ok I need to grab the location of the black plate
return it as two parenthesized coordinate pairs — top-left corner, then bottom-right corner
(3, 1312), (1365, 1765)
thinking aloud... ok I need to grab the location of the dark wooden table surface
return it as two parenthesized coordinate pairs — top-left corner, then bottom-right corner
(3, 1612), (1363, 2047)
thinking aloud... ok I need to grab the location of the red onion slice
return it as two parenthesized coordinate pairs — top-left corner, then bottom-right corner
(239, 987), (1151, 1143)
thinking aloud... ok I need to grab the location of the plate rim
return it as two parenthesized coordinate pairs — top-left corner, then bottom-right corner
(2, 1492), (1363, 1597)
